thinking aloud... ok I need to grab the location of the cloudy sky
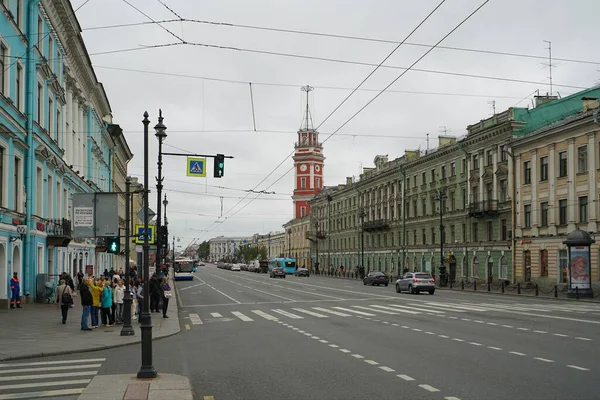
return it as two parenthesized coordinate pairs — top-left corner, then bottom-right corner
(74, 0), (599, 248)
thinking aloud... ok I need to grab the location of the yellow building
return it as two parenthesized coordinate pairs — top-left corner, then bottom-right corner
(283, 216), (312, 268)
(513, 95), (600, 290)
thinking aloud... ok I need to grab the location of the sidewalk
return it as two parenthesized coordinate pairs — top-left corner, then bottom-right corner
(0, 276), (181, 361)
(78, 373), (193, 400)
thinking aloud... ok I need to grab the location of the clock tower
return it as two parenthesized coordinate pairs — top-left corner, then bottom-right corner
(292, 85), (324, 219)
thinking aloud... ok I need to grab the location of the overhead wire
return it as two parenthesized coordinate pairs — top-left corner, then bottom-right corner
(121, 0), (185, 43)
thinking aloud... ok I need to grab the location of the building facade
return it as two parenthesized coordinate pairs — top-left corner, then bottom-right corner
(283, 216), (311, 268)
(0, 0), (128, 307)
(512, 89), (600, 289)
(209, 236), (253, 261)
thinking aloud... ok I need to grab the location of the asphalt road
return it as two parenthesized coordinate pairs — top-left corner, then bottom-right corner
(8, 263), (600, 400)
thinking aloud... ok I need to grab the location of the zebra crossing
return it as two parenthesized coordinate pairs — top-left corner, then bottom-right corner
(0, 357), (105, 400)
(186, 299), (600, 325)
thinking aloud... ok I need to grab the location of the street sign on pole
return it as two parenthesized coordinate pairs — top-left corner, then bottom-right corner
(72, 193), (119, 238)
(137, 207), (156, 222)
(186, 157), (206, 177)
(135, 225), (155, 244)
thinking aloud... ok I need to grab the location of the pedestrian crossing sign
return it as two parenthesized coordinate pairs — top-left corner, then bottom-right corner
(187, 157), (206, 177)
(135, 225), (155, 244)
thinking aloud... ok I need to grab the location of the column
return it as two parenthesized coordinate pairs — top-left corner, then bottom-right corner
(492, 146), (498, 199)
(587, 132), (597, 232)
(548, 144), (557, 234)
(507, 148), (513, 201)
(72, 97), (78, 171)
(515, 154), (522, 238)
(530, 149), (538, 235)
(567, 138), (576, 231)
(466, 156), (471, 206)
(479, 150), (484, 202)
(65, 89), (72, 162)
(79, 105), (85, 178)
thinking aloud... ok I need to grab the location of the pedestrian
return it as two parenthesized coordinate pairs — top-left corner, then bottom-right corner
(113, 279), (125, 324)
(100, 281), (113, 327)
(89, 278), (103, 328)
(56, 279), (73, 324)
(160, 277), (172, 318)
(150, 274), (160, 313)
(10, 272), (21, 309)
(80, 279), (93, 331)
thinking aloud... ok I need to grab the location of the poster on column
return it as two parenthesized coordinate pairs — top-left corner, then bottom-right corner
(569, 247), (591, 289)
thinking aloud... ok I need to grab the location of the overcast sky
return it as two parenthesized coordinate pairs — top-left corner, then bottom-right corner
(74, 0), (599, 248)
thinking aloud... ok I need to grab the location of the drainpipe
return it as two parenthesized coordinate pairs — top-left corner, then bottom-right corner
(24, 0), (42, 300)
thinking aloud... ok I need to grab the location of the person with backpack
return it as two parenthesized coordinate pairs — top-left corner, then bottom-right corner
(56, 279), (74, 324)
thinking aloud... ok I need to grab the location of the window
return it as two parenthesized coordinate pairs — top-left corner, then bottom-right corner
(578, 145), (587, 173)
(486, 150), (493, 166)
(487, 221), (493, 241)
(37, 83), (43, 124)
(501, 146), (508, 162)
(540, 202), (548, 227)
(499, 179), (507, 202)
(501, 219), (508, 240)
(413, 175), (416, 188)
(472, 222), (478, 242)
(450, 162), (456, 177)
(524, 204), (532, 228)
(0, 44), (6, 96)
(13, 158), (19, 211)
(523, 161), (531, 184)
(17, 0), (22, 29)
(16, 64), (23, 111)
(461, 158), (466, 173)
(558, 249), (568, 284)
(462, 188), (467, 209)
(431, 227), (436, 244)
(450, 192), (455, 210)
(431, 169), (435, 182)
(0, 146), (3, 206)
(37, 17), (43, 48)
(441, 165), (446, 179)
(450, 225), (455, 243)
(413, 200), (417, 218)
(47, 175), (52, 217)
(48, 36), (53, 69)
(300, 177), (306, 188)
(559, 199), (567, 225)
(48, 97), (54, 138)
(422, 229), (426, 244)
(486, 183), (493, 201)
(422, 172), (426, 185)
(421, 198), (427, 215)
(300, 206), (306, 217)
(56, 109), (61, 147)
(540, 156), (548, 181)
(472, 154), (479, 169)
(579, 196), (588, 223)
(472, 186), (479, 203)
(36, 167), (42, 215)
(462, 223), (466, 242)
(558, 151), (567, 177)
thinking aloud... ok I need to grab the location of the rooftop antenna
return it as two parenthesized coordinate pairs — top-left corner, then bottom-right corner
(488, 100), (496, 115)
(439, 126), (448, 135)
(543, 40), (553, 96)
(426, 133), (430, 153)
(300, 85), (314, 131)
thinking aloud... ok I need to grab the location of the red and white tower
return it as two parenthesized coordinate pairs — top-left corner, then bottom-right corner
(292, 85), (324, 218)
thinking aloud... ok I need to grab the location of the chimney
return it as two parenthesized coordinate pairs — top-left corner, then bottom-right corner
(534, 94), (558, 108)
(582, 97), (600, 113)
(438, 135), (456, 148)
(346, 177), (353, 185)
(404, 150), (420, 161)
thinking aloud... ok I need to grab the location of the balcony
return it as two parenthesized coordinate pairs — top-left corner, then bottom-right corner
(469, 200), (498, 217)
(46, 218), (72, 247)
(363, 219), (390, 232)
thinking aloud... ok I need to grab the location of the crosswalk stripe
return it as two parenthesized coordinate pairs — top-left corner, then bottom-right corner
(312, 307), (351, 317)
(231, 311), (253, 322)
(369, 304), (420, 315)
(0, 388), (84, 400)
(0, 364), (101, 375)
(189, 313), (203, 325)
(271, 309), (303, 319)
(0, 358), (106, 369)
(0, 371), (97, 383)
(251, 310), (279, 320)
(352, 305), (400, 315)
(292, 308), (328, 318)
(0, 378), (92, 391)
(210, 312), (223, 318)
(424, 302), (488, 312)
(333, 306), (375, 316)
(403, 303), (447, 314)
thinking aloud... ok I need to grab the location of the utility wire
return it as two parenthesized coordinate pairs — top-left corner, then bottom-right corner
(121, 0), (185, 43)
(156, 0), (184, 20)
(75, 0), (92, 12)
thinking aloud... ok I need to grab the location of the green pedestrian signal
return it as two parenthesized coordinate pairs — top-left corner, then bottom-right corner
(214, 153), (225, 178)
(107, 237), (120, 254)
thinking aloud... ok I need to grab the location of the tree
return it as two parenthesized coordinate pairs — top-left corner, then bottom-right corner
(197, 241), (210, 260)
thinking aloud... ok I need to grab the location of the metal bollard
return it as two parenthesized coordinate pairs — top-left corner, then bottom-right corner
(501, 281), (505, 293)
(474, 280), (477, 291)
(461, 280), (464, 290)
(535, 284), (539, 297)
(517, 283), (521, 294)
(554, 285), (558, 298)
(487, 282), (491, 292)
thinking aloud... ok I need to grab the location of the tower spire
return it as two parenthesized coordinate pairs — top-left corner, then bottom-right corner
(300, 85), (314, 131)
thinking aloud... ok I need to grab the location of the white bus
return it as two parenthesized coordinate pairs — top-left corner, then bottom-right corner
(174, 258), (195, 281)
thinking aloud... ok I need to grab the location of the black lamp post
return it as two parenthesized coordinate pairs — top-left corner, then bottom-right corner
(314, 221), (320, 275)
(155, 110), (167, 268)
(137, 111), (157, 379)
(163, 194), (168, 271)
(120, 176), (135, 336)
(436, 188), (448, 285)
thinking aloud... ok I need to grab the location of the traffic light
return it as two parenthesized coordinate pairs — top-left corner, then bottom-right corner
(107, 237), (120, 254)
(214, 154), (225, 178)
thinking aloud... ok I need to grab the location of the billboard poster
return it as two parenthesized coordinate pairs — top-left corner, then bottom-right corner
(569, 247), (591, 290)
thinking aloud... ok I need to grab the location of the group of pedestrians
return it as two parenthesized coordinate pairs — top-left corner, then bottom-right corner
(54, 267), (172, 331)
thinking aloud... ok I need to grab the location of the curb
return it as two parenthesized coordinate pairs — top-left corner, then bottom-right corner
(437, 286), (600, 304)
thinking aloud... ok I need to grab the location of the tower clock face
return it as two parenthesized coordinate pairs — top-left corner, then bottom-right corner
(300, 164), (307, 172)
(315, 165), (321, 172)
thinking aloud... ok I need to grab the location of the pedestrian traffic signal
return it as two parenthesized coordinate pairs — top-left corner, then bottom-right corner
(214, 154), (225, 178)
(107, 237), (120, 254)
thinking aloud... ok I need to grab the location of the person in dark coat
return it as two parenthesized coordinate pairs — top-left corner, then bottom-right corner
(80, 279), (93, 331)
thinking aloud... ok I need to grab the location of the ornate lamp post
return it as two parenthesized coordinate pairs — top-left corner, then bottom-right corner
(154, 111), (167, 268)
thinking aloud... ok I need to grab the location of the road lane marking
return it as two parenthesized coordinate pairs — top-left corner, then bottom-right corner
(364, 360), (379, 365)
(0, 358), (105, 368)
(501, 325), (513, 328)
(0, 364), (102, 374)
(488, 346), (502, 351)
(319, 339), (329, 343)
(533, 330), (547, 334)
(189, 314), (203, 325)
(353, 305), (399, 315)
(517, 327), (529, 331)
(487, 322), (498, 326)
(412, 328), (422, 332)
(0, 379), (91, 391)
(379, 366), (395, 372)
(575, 337), (592, 341)
(178, 283), (205, 291)
(0, 388), (84, 399)
(419, 384), (440, 392)
(197, 278), (241, 304)
(553, 333), (568, 337)
(509, 351), (526, 356)
(210, 312), (223, 318)
(339, 349), (351, 353)
(397, 374), (414, 381)
(328, 344), (339, 348)
(0, 371), (97, 382)
(333, 306), (375, 316)
(292, 308), (328, 318)
(185, 324), (190, 330)
(469, 342), (483, 346)
(371, 304), (421, 314)
(352, 354), (364, 359)
(251, 310), (278, 321)
(438, 335), (449, 339)
(425, 332), (436, 335)
(231, 311), (253, 322)
(445, 397), (462, 400)
(566, 365), (589, 371)
(272, 309), (303, 319)
(534, 357), (554, 363)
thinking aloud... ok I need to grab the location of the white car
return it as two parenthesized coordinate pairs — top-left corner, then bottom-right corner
(231, 264), (241, 271)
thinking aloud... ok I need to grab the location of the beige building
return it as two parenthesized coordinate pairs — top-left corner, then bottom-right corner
(129, 177), (145, 265)
(256, 232), (286, 259)
(283, 216), (312, 268)
(512, 95), (600, 289)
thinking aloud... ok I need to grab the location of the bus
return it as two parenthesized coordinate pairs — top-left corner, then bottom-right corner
(174, 258), (195, 281)
(268, 258), (297, 275)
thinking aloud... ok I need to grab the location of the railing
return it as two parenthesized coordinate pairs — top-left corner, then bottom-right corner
(469, 200), (498, 216)
(46, 218), (72, 246)
(363, 219), (390, 231)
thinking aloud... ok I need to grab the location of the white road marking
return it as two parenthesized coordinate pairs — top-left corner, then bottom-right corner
(445, 397), (463, 400)
(339, 349), (351, 353)
(0, 371), (97, 382)
(469, 342), (483, 346)
(487, 322), (498, 326)
(425, 331), (436, 335)
(312, 307), (351, 317)
(533, 330), (547, 334)
(413, 328), (422, 332)
(509, 351), (526, 356)
(352, 354), (364, 359)
(353, 305), (399, 315)
(364, 360), (379, 365)
(311, 336), (320, 340)
(566, 365), (589, 371)
(460, 318), (472, 321)
(438, 335), (449, 339)
(575, 337), (592, 341)
(397, 374), (414, 381)
(502, 325), (513, 328)
(319, 339), (329, 343)
(488, 346), (502, 351)
(271, 309), (303, 319)
(419, 384), (440, 392)
(0, 388), (84, 399)
(474, 320), (485, 324)
(189, 313), (203, 325)
(379, 366), (395, 372)
(210, 312), (223, 318)
(333, 307), (376, 316)
(0, 358), (105, 368)
(251, 310), (279, 321)
(517, 327), (530, 331)
(374, 304), (422, 314)
(553, 333), (568, 337)
(292, 308), (328, 318)
(0, 379), (91, 391)
(534, 357), (554, 363)
(329, 344), (339, 348)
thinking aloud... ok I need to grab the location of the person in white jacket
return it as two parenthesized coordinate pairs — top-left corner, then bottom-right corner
(113, 279), (125, 324)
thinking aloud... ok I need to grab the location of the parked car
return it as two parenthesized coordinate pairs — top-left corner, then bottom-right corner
(270, 267), (286, 278)
(395, 272), (435, 295)
(363, 271), (389, 286)
(294, 268), (309, 277)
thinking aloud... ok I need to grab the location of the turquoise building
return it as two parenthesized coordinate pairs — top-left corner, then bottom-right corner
(0, 0), (122, 307)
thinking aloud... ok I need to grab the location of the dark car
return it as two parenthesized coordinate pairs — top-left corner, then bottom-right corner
(294, 268), (309, 277)
(270, 267), (286, 278)
(363, 271), (389, 286)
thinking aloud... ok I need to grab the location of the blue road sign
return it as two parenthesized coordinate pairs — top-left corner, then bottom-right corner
(187, 157), (206, 177)
(135, 225), (155, 244)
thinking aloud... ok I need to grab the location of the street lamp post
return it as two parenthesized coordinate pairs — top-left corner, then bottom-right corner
(155, 110), (167, 268)
(120, 176), (135, 336)
(163, 194), (169, 271)
(314, 221), (320, 275)
(436, 188), (448, 286)
(327, 195), (332, 271)
(287, 229), (291, 258)
(137, 111), (157, 379)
